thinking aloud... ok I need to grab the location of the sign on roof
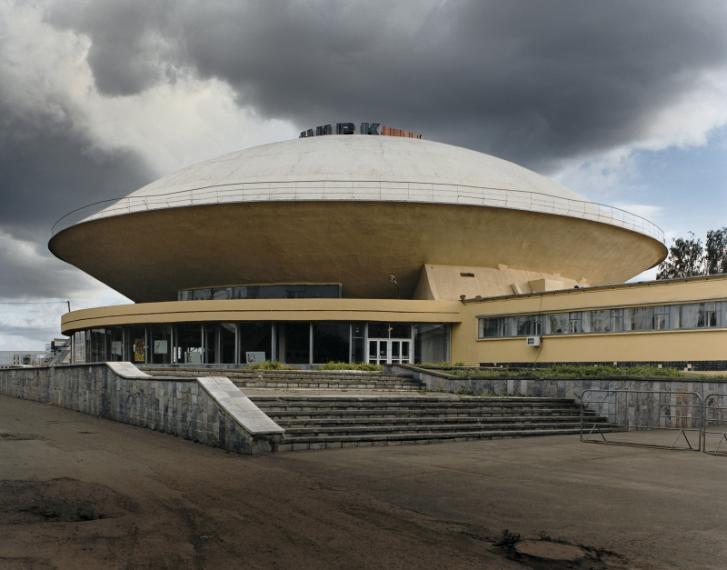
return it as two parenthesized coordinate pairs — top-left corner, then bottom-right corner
(299, 123), (423, 139)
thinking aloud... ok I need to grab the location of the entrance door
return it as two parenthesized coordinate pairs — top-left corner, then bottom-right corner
(368, 339), (412, 365)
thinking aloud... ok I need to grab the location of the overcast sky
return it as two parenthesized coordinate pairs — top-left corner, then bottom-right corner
(1, 0), (726, 350)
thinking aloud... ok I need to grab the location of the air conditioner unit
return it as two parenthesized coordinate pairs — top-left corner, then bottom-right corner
(526, 336), (541, 347)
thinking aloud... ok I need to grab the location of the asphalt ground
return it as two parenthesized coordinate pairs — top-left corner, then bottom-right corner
(1, 395), (726, 569)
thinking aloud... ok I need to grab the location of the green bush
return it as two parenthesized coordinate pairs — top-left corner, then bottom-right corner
(319, 361), (383, 372)
(247, 360), (294, 370)
(419, 363), (685, 379)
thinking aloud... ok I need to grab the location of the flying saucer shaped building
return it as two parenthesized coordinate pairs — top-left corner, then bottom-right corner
(50, 136), (664, 303)
(51, 131), (727, 368)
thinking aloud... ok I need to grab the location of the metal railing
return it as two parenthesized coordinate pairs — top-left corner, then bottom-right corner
(580, 389), (704, 451)
(580, 389), (727, 455)
(703, 393), (727, 456)
(50, 180), (666, 243)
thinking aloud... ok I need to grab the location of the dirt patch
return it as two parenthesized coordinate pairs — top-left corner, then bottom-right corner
(0, 478), (136, 525)
(0, 557), (55, 570)
(0, 432), (43, 441)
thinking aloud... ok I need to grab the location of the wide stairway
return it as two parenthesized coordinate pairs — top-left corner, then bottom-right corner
(142, 367), (609, 451)
(252, 395), (607, 452)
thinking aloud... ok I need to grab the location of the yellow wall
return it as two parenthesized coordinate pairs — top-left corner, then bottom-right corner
(414, 263), (578, 300)
(458, 329), (727, 365)
(452, 274), (727, 364)
(62, 274), (727, 366)
(61, 298), (462, 334)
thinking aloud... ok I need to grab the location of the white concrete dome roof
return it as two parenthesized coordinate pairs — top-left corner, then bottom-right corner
(126, 136), (584, 201)
(52, 135), (663, 246)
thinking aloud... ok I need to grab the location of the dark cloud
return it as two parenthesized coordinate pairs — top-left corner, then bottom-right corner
(0, 103), (153, 240)
(51, 0), (727, 170)
(1, 0), (727, 312)
(0, 231), (87, 298)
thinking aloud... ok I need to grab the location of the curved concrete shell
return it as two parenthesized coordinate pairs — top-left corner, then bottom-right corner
(49, 136), (666, 302)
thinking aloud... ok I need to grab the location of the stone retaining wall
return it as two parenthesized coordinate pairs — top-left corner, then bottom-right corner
(392, 365), (727, 429)
(0, 363), (282, 454)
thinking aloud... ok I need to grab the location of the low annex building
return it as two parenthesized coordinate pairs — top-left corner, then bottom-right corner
(49, 128), (727, 369)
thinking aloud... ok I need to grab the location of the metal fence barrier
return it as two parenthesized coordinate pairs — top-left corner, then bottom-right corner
(580, 389), (705, 452)
(703, 393), (727, 456)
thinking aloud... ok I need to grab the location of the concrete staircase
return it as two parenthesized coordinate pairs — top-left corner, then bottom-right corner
(251, 395), (607, 452)
(141, 367), (424, 391)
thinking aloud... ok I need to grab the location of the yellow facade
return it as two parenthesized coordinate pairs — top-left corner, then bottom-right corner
(62, 274), (727, 367)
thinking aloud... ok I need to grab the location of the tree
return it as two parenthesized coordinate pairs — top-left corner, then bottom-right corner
(705, 227), (727, 275)
(657, 233), (704, 279)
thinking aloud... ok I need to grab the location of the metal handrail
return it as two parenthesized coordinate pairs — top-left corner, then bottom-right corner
(50, 179), (666, 243)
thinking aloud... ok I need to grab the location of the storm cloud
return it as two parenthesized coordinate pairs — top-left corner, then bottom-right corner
(0, 0), (726, 347)
(52, 0), (727, 169)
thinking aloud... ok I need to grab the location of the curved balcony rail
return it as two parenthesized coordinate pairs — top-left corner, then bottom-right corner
(51, 180), (665, 243)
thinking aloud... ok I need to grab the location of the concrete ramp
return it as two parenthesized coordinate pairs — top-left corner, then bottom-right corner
(197, 377), (283, 436)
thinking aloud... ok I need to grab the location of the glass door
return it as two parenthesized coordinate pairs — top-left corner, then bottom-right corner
(368, 339), (388, 365)
(390, 339), (411, 364)
(367, 339), (412, 365)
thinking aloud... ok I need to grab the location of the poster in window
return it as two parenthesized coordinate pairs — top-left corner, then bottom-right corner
(133, 339), (145, 362)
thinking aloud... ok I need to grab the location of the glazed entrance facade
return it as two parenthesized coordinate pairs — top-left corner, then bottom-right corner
(70, 321), (450, 366)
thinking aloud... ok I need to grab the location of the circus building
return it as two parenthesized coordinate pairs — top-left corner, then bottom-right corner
(50, 123), (727, 369)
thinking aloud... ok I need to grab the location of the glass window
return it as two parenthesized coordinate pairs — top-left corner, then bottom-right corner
(228, 284), (341, 299)
(568, 312), (584, 334)
(87, 328), (111, 362)
(517, 315), (541, 336)
(219, 323), (237, 363)
(611, 309), (624, 332)
(175, 324), (203, 364)
(240, 323), (272, 363)
(148, 325), (172, 364)
(73, 331), (86, 363)
(203, 324), (238, 364)
(368, 323), (389, 338)
(390, 323), (411, 338)
(313, 323), (350, 363)
(192, 289), (212, 301)
(414, 324), (449, 363)
(479, 318), (504, 338)
(278, 323), (310, 364)
(654, 306), (670, 330)
(699, 303), (717, 328)
(546, 313), (569, 335)
(631, 307), (654, 331)
(109, 327), (124, 361)
(590, 310), (611, 332)
(212, 288), (232, 300)
(351, 322), (366, 363)
(127, 326), (146, 363)
(680, 304), (699, 328)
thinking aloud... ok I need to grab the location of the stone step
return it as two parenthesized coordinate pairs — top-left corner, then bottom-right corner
(260, 408), (590, 419)
(233, 381), (422, 390)
(254, 401), (583, 412)
(275, 428), (602, 452)
(275, 415), (605, 427)
(282, 420), (593, 436)
(142, 367), (407, 382)
(251, 396), (575, 404)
